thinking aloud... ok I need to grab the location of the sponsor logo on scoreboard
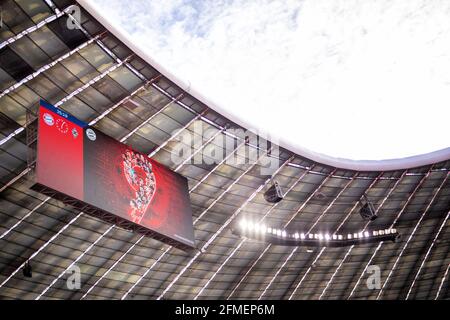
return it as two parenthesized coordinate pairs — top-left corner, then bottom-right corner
(72, 128), (79, 138)
(43, 113), (54, 126)
(86, 128), (96, 141)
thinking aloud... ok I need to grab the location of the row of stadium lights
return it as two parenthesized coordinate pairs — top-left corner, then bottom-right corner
(239, 219), (397, 241)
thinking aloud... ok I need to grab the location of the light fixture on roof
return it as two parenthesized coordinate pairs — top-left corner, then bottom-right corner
(234, 220), (400, 247)
(22, 261), (32, 278)
(264, 179), (284, 203)
(359, 194), (377, 221)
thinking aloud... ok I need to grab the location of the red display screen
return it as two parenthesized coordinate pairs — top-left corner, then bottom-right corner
(34, 100), (195, 249)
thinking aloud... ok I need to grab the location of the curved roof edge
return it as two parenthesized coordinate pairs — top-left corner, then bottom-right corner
(78, 0), (450, 172)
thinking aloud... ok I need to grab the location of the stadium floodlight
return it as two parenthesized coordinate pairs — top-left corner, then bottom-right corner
(264, 180), (284, 203)
(239, 219), (247, 230)
(258, 224), (267, 233)
(233, 225), (400, 248)
(22, 261), (32, 278)
(359, 194), (378, 221)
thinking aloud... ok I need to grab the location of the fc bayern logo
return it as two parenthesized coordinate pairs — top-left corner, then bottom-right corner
(86, 128), (96, 141)
(43, 113), (54, 126)
(72, 128), (78, 138)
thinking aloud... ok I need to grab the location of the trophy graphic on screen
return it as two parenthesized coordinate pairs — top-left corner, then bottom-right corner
(122, 150), (156, 224)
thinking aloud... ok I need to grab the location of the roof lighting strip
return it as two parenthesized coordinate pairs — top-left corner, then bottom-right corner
(347, 166), (435, 299)
(259, 171), (357, 299)
(196, 163), (315, 299)
(227, 168), (335, 299)
(291, 170), (406, 299)
(286, 176), (380, 300)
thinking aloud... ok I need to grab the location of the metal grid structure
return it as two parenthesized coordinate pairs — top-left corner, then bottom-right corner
(0, 0), (449, 300)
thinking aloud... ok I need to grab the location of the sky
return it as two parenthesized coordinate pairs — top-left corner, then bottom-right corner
(88, 0), (450, 161)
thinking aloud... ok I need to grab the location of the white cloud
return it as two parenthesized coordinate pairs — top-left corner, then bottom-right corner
(90, 0), (450, 160)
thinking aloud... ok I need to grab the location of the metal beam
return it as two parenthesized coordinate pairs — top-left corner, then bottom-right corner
(0, 34), (103, 100)
(406, 208), (450, 299)
(292, 170), (406, 300)
(0, 212), (84, 289)
(376, 171), (449, 299)
(347, 167), (433, 299)
(35, 224), (115, 300)
(81, 127), (233, 299)
(193, 157), (301, 299)
(0, 6), (71, 50)
(435, 263), (449, 299)
(154, 151), (288, 300)
(259, 170), (357, 300)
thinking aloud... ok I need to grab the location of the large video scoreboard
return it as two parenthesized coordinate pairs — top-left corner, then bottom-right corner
(32, 100), (195, 250)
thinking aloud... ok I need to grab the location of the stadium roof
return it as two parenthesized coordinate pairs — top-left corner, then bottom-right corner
(0, 0), (449, 300)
